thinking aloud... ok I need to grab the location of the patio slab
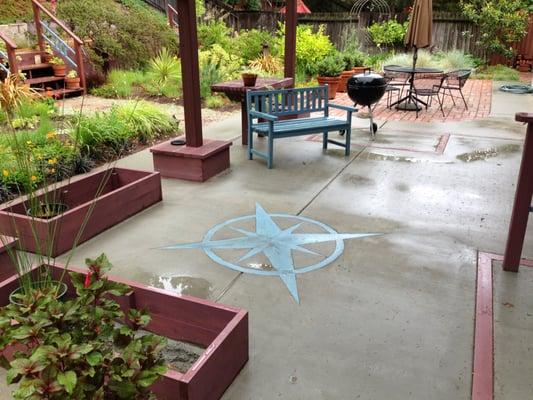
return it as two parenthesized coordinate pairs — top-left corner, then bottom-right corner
(1, 104), (532, 398)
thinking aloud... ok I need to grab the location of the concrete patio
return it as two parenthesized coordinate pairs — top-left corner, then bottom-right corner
(1, 83), (532, 399)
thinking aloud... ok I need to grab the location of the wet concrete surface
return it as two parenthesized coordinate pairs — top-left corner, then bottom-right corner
(2, 91), (532, 399)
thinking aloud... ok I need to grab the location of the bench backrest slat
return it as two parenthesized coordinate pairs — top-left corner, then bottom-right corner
(247, 86), (329, 118)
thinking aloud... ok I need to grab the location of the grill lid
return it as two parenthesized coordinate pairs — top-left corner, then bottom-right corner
(347, 72), (387, 88)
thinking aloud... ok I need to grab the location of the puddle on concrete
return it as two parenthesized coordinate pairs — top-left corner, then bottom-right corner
(342, 174), (375, 186)
(247, 262), (274, 271)
(151, 276), (213, 298)
(457, 144), (521, 162)
(358, 152), (420, 163)
(395, 183), (410, 192)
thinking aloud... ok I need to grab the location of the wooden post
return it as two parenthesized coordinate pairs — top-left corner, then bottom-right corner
(284, 0), (297, 82)
(176, 0), (203, 148)
(32, 1), (45, 53)
(503, 112), (533, 272)
(74, 42), (86, 94)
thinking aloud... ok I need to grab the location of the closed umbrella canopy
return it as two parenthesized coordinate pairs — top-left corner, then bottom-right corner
(404, 0), (433, 49)
(280, 0), (311, 14)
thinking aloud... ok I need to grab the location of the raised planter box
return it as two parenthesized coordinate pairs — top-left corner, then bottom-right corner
(151, 138), (231, 182)
(0, 237), (17, 282)
(0, 263), (249, 400)
(0, 167), (162, 257)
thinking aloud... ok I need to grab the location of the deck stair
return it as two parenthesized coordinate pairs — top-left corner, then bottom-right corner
(0, 0), (86, 99)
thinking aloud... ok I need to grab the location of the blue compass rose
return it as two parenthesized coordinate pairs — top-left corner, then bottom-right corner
(162, 203), (379, 303)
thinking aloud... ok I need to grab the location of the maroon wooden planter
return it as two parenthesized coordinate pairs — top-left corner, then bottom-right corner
(0, 237), (17, 282)
(0, 168), (162, 257)
(0, 263), (249, 400)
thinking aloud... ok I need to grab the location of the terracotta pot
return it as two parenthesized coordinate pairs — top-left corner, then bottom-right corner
(45, 87), (55, 98)
(242, 73), (258, 87)
(65, 77), (81, 89)
(317, 76), (341, 99)
(52, 64), (66, 77)
(338, 70), (354, 93)
(352, 66), (368, 75)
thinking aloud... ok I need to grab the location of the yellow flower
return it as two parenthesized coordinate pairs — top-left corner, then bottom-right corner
(31, 175), (37, 182)
(26, 140), (32, 146)
(46, 131), (57, 140)
(2, 169), (9, 177)
(48, 158), (58, 165)
(49, 168), (56, 174)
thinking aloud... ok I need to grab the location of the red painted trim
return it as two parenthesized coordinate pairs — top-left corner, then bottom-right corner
(472, 252), (494, 400)
(472, 252), (533, 400)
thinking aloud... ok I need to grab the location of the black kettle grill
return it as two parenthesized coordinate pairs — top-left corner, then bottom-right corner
(347, 72), (387, 139)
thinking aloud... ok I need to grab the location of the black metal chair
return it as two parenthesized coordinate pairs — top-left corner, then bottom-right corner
(412, 73), (448, 117)
(441, 69), (471, 110)
(383, 65), (410, 108)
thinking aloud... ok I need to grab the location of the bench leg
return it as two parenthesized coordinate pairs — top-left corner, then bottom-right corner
(248, 129), (253, 160)
(345, 127), (351, 156)
(267, 134), (274, 169)
(323, 131), (328, 150)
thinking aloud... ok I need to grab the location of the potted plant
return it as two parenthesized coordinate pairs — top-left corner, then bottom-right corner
(65, 69), (80, 89)
(42, 44), (54, 63)
(338, 51), (367, 93)
(316, 53), (345, 99)
(241, 69), (258, 87)
(50, 56), (66, 77)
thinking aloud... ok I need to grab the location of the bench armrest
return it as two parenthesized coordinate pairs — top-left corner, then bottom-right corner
(329, 103), (358, 112)
(249, 110), (279, 121)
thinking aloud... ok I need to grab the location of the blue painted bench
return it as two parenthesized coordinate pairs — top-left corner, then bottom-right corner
(246, 85), (357, 169)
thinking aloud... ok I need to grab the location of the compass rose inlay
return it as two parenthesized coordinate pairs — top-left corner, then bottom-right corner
(162, 203), (379, 303)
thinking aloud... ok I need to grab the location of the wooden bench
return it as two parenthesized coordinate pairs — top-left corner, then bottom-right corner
(246, 85), (357, 169)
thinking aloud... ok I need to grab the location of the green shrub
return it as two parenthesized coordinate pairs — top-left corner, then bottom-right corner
(113, 101), (178, 143)
(434, 50), (476, 71)
(234, 29), (278, 63)
(199, 44), (242, 99)
(144, 48), (182, 98)
(342, 51), (366, 70)
(276, 24), (335, 77)
(205, 95), (227, 109)
(460, 0), (530, 59)
(57, 0), (178, 71)
(198, 20), (233, 51)
(382, 50), (476, 72)
(368, 18), (409, 48)
(91, 69), (146, 98)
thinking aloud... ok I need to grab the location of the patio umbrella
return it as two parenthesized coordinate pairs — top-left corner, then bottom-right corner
(404, 0), (433, 70)
(280, 0), (311, 14)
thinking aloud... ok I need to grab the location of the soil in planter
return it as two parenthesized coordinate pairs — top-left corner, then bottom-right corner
(136, 328), (205, 373)
(164, 339), (205, 373)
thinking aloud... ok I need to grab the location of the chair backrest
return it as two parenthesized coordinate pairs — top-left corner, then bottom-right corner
(413, 73), (447, 91)
(246, 86), (329, 117)
(447, 69), (471, 88)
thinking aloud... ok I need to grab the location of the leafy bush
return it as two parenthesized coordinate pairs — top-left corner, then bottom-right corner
(198, 20), (233, 52)
(205, 95), (227, 109)
(199, 44), (242, 99)
(368, 18), (409, 48)
(316, 53), (345, 77)
(248, 54), (284, 75)
(57, 0), (178, 72)
(144, 48), (182, 98)
(277, 24), (335, 77)
(434, 50), (476, 71)
(383, 50), (476, 72)
(91, 69), (146, 98)
(460, 0), (530, 59)
(234, 29), (278, 63)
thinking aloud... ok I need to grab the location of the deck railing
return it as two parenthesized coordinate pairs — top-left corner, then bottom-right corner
(31, 0), (86, 93)
(0, 31), (18, 75)
(167, 3), (179, 28)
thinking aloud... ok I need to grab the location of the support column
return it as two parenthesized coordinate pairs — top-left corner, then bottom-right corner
(176, 0), (203, 148)
(503, 113), (533, 272)
(284, 0), (297, 81)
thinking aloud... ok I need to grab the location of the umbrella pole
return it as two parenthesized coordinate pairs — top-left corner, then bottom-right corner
(409, 46), (418, 102)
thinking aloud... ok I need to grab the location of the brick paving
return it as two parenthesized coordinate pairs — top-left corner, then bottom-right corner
(331, 79), (493, 123)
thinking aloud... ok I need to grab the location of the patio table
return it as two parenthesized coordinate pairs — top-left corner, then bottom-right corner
(211, 77), (294, 145)
(384, 65), (443, 111)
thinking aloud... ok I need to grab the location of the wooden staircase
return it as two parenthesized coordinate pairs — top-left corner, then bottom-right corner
(0, 0), (86, 99)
